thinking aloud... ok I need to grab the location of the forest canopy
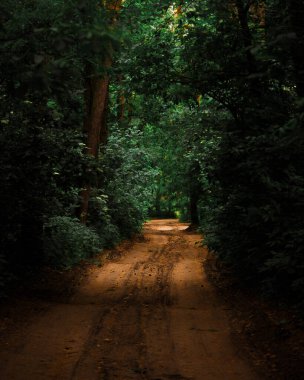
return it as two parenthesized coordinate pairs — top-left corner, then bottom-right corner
(0, 0), (304, 307)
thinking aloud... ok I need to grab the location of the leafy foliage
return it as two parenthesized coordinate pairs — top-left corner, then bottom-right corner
(43, 217), (103, 268)
(88, 125), (157, 245)
(175, 0), (304, 303)
(120, 0), (304, 305)
(1, 0), (304, 308)
(0, 0), (154, 283)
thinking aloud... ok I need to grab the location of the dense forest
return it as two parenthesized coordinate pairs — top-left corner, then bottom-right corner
(1, 0), (303, 308)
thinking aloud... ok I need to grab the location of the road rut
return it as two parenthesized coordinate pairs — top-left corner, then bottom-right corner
(0, 219), (258, 380)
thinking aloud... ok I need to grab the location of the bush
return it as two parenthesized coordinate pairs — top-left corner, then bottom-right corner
(94, 126), (156, 238)
(43, 216), (103, 268)
(88, 193), (121, 247)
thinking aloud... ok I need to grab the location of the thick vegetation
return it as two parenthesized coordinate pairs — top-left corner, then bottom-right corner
(1, 0), (304, 308)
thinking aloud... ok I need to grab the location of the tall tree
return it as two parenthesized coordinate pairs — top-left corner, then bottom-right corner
(80, 0), (122, 224)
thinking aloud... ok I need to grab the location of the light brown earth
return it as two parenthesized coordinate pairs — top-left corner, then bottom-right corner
(0, 219), (259, 380)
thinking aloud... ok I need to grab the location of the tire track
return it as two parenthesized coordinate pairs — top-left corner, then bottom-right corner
(0, 220), (259, 380)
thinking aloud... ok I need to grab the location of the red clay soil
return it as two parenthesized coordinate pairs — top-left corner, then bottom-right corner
(204, 251), (304, 380)
(0, 219), (262, 380)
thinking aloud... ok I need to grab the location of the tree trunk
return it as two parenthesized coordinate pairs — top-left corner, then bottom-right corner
(80, 60), (111, 224)
(189, 191), (200, 226)
(118, 93), (126, 121)
(86, 72), (110, 158)
(235, 0), (257, 74)
(100, 82), (110, 146)
(155, 188), (161, 217)
(188, 161), (201, 226)
(80, 0), (122, 224)
(117, 75), (126, 122)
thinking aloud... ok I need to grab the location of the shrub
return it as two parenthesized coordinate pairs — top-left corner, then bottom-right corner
(43, 216), (103, 268)
(88, 193), (121, 247)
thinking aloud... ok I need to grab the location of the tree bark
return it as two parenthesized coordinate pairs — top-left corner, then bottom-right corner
(189, 191), (200, 226)
(118, 93), (126, 121)
(235, 0), (257, 74)
(188, 161), (201, 226)
(80, 59), (111, 224)
(100, 81), (110, 146)
(80, 0), (122, 224)
(85, 61), (111, 158)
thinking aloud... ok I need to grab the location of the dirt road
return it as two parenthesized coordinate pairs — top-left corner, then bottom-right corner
(0, 220), (259, 380)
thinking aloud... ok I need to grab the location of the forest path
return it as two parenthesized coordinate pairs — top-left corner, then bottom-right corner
(0, 220), (258, 380)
